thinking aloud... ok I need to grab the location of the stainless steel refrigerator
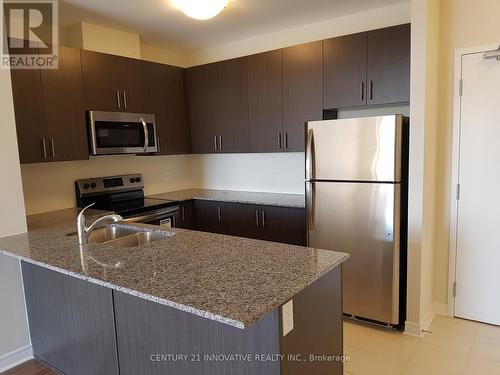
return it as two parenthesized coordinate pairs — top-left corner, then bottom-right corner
(305, 115), (408, 327)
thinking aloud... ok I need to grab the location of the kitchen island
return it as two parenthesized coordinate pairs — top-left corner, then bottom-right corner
(0, 208), (348, 375)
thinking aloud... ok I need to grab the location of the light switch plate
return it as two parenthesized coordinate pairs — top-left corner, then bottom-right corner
(282, 299), (294, 336)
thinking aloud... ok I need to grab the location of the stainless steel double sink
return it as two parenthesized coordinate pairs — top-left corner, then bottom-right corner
(87, 226), (173, 248)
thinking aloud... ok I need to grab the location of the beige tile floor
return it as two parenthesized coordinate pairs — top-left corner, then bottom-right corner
(344, 315), (500, 375)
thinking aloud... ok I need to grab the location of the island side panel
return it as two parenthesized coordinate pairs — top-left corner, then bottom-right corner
(21, 262), (120, 375)
(279, 265), (343, 375)
(113, 290), (280, 375)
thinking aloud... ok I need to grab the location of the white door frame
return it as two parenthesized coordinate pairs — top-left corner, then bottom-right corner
(447, 43), (500, 317)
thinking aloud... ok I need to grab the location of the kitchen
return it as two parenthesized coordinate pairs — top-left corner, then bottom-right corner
(1, 1), (500, 375)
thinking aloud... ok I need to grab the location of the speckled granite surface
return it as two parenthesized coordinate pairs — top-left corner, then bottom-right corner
(0, 208), (347, 329)
(148, 189), (306, 208)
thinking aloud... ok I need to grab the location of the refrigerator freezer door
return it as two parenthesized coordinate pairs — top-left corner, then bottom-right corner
(306, 115), (403, 182)
(307, 181), (401, 324)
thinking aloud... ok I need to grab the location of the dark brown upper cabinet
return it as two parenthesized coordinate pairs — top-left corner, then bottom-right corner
(367, 23), (411, 105)
(81, 51), (153, 113)
(186, 58), (249, 154)
(10, 45), (88, 163)
(323, 24), (410, 110)
(147, 62), (189, 155)
(41, 46), (88, 162)
(81, 50), (120, 111)
(283, 41), (323, 152)
(247, 50), (283, 153)
(323, 32), (367, 110)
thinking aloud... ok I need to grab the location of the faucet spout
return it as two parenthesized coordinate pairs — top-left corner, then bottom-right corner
(77, 203), (123, 245)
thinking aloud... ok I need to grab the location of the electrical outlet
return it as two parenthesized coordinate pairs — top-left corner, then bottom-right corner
(282, 299), (294, 336)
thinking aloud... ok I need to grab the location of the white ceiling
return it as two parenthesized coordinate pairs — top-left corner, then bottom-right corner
(59, 0), (407, 52)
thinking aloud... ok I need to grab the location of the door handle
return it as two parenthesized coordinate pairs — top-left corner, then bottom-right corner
(50, 138), (55, 158)
(285, 132), (288, 149)
(123, 91), (127, 109)
(261, 210), (266, 228)
(182, 206), (185, 221)
(305, 129), (315, 181)
(361, 81), (365, 101)
(218, 136), (223, 151)
(140, 118), (148, 151)
(116, 91), (121, 108)
(255, 210), (259, 227)
(306, 182), (315, 230)
(369, 81), (374, 101)
(41, 138), (47, 159)
(217, 206), (222, 222)
(157, 136), (161, 153)
(214, 136), (218, 151)
(278, 132), (282, 149)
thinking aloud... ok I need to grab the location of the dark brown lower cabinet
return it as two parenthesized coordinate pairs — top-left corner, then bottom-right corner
(21, 262), (119, 375)
(191, 200), (306, 246)
(176, 200), (195, 229)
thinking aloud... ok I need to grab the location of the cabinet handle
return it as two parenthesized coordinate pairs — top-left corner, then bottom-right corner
(261, 210), (266, 228)
(218, 136), (223, 151)
(41, 138), (47, 159)
(217, 206), (222, 222)
(123, 91), (127, 109)
(285, 132), (288, 149)
(214, 136), (218, 151)
(278, 132), (282, 149)
(157, 137), (161, 153)
(116, 91), (121, 108)
(255, 210), (259, 227)
(361, 81), (365, 101)
(50, 138), (55, 158)
(182, 206), (185, 221)
(369, 81), (374, 101)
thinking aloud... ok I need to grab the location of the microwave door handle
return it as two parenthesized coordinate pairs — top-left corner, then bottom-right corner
(140, 118), (149, 152)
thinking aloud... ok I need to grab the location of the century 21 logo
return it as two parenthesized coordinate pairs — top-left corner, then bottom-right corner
(1, 0), (58, 69)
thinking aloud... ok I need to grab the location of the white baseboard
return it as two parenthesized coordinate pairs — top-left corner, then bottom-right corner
(404, 302), (449, 338)
(0, 344), (33, 372)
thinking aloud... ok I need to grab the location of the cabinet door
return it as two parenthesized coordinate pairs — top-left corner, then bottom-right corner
(149, 63), (189, 155)
(41, 45), (88, 162)
(186, 65), (221, 154)
(323, 32), (367, 109)
(260, 206), (306, 246)
(367, 24), (411, 105)
(176, 200), (195, 229)
(10, 66), (46, 164)
(187, 58), (249, 154)
(247, 50), (283, 152)
(283, 41), (323, 152)
(81, 50), (120, 111)
(116, 56), (153, 113)
(193, 200), (222, 233)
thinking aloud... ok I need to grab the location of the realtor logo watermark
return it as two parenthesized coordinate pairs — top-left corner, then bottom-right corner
(1, 0), (58, 69)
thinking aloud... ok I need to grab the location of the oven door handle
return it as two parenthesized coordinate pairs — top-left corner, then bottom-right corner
(121, 205), (179, 223)
(140, 118), (149, 152)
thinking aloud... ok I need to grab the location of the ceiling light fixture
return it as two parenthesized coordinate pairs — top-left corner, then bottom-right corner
(172, 0), (228, 20)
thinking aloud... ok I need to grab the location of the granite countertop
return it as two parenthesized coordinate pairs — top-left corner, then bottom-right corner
(0, 208), (348, 329)
(147, 188), (305, 208)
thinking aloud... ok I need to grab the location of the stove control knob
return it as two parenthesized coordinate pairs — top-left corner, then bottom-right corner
(83, 183), (90, 190)
(90, 182), (96, 189)
(130, 178), (136, 183)
(136, 177), (141, 183)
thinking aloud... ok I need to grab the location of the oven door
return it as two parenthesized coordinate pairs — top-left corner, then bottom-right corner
(121, 205), (179, 228)
(89, 111), (157, 155)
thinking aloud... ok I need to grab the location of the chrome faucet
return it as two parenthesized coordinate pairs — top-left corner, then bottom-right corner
(77, 203), (123, 245)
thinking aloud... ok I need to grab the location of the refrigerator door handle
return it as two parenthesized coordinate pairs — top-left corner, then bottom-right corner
(305, 129), (315, 181)
(306, 182), (315, 230)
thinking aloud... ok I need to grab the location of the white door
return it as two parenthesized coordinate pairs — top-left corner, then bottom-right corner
(455, 51), (500, 325)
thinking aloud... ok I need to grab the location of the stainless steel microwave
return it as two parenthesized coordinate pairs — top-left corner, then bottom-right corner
(88, 111), (157, 155)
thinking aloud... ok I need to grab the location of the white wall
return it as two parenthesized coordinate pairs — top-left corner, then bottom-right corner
(22, 155), (192, 215)
(0, 67), (31, 368)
